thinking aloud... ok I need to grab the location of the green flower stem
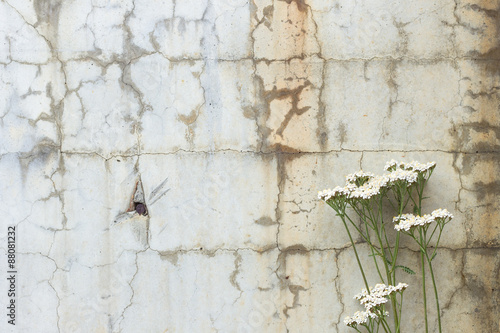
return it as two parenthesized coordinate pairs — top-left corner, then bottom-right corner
(426, 223), (440, 246)
(401, 188), (413, 211)
(429, 226), (444, 259)
(343, 213), (382, 257)
(391, 232), (400, 282)
(396, 292), (404, 332)
(357, 201), (394, 264)
(379, 195), (395, 266)
(379, 316), (392, 333)
(372, 218), (399, 332)
(374, 220), (391, 284)
(366, 201), (395, 265)
(390, 192), (405, 283)
(414, 176), (443, 333)
(339, 214), (370, 292)
(420, 250), (428, 333)
(365, 221), (385, 283)
(425, 250), (442, 333)
(359, 197), (400, 332)
(388, 187), (407, 333)
(384, 193), (398, 212)
(419, 229), (429, 333)
(390, 293), (399, 333)
(382, 226), (392, 258)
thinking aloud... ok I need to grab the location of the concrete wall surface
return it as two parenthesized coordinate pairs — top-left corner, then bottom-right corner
(0, 0), (498, 332)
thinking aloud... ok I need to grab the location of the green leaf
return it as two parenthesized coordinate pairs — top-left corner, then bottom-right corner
(396, 265), (416, 275)
(430, 252), (438, 261)
(413, 205), (419, 215)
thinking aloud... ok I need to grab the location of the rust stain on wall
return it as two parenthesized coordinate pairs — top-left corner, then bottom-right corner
(449, 1), (500, 251)
(280, 0), (309, 13)
(265, 81), (312, 138)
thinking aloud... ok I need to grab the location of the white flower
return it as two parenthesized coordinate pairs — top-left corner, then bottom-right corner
(394, 282), (409, 291)
(393, 214), (428, 231)
(384, 160), (436, 174)
(393, 210), (453, 231)
(347, 175), (389, 200)
(349, 186), (380, 200)
(320, 161), (438, 203)
(318, 186), (350, 201)
(359, 293), (389, 310)
(354, 283), (408, 311)
(431, 208), (453, 220)
(344, 310), (377, 327)
(369, 175), (390, 188)
(403, 161), (436, 173)
(384, 159), (398, 171)
(387, 169), (418, 185)
(346, 170), (375, 185)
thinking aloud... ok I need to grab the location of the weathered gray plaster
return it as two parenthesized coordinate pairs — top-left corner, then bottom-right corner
(0, 0), (498, 332)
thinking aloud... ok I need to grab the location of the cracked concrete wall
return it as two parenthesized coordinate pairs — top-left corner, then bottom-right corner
(0, 0), (498, 332)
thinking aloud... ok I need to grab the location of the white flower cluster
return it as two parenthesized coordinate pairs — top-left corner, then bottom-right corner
(343, 310), (377, 327)
(317, 185), (352, 201)
(393, 209), (454, 231)
(393, 214), (432, 231)
(346, 170), (374, 184)
(385, 169), (418, 185)
(344, 283), (407, 327)
(384, 159), (436, 174)
(348, 175), (388, 199)
(318, 160), (437, 203)
(319, 172), (413, 201)
(406, 161), (436, 173)
(431, 208), (454, 220)
(354, 283), (409, 311)
(318, 177), (385, 201)
(384, 159), (400, 171)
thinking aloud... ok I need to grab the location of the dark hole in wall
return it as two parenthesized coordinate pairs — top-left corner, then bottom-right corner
(134, 202), (147, 216)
